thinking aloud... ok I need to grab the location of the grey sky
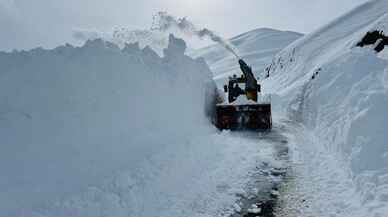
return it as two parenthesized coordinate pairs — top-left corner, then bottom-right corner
(0, 0), (368, 51)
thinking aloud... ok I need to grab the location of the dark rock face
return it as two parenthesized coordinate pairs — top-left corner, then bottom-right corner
(357, 30), (388, 52)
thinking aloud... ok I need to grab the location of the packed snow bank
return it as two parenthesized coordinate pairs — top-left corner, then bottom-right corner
(0, 34), (276, 217)
(263, 0), (388, 216)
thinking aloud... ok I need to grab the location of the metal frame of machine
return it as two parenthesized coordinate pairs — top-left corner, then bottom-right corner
(215, 59), (272, 130)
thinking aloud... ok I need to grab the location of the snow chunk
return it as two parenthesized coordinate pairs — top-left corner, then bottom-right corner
(271, 190), (280, 197)
(247, 204), (262, 214)
(233, 203), (242, 212)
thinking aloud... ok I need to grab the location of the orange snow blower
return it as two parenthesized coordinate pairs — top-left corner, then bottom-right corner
(215, 59), (272, 130)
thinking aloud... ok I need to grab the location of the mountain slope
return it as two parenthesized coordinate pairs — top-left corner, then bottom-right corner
(190, 28), (303, 86)
(261, 0), (388, 216)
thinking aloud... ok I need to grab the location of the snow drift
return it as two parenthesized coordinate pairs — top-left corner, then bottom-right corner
(261, 0), (388, 216)
(0, 34), (276, 217)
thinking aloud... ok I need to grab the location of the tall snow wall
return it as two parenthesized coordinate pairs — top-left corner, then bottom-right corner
(263, 0), (388, 216)
(0, 34), (218, 216)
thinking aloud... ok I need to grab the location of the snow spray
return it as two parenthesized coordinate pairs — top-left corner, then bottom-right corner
(152, 12), (240, 59)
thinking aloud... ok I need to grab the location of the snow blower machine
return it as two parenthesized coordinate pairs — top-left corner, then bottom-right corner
(215, 59), (272, 130)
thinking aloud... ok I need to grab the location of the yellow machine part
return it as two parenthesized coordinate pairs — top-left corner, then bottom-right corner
(246, 90), (258, 102)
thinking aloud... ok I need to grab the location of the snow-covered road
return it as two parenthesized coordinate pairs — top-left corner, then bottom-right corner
(228, 120), (293, 217)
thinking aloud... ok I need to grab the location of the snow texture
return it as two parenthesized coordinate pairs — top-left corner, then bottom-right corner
(261, 0), (388, 216)
(0, 34), (278, 217)
(73, 28), (170, 57)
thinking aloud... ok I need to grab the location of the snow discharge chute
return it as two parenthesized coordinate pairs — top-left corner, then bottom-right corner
(152, 12), (240, 59)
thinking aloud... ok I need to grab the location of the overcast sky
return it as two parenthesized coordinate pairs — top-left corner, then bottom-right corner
(0, 0), (368, 51)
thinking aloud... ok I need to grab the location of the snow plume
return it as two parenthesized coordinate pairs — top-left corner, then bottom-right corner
(152, 12), (240, 59)
(71, 12), (240, 58)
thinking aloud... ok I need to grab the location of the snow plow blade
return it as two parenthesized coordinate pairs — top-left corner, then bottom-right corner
(216, 104), (272, 130)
